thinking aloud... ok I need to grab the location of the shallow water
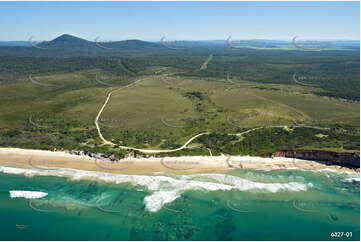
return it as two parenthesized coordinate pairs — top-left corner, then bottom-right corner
(0, 165), (359, 241)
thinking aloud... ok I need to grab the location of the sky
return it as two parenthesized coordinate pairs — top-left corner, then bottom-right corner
(0, 1), (359, 41)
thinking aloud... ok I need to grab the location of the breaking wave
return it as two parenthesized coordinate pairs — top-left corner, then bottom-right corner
(1, 166), (311, 212)
(9, 190), (48, 199)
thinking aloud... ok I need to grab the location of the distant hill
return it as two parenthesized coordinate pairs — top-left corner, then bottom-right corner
(37, 34), (94, 48)
(38, 34), (164, 53)
(0, 34), (169, 57)
(0, 34), (358, 57)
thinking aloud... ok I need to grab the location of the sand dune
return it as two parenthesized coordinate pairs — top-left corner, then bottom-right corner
(0, 147), (356, 175)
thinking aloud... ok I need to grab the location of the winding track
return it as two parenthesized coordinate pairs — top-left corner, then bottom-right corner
(94, 77), (208, 154)
(95, 76), (328, 154)
(29, 74), (60, 87)
(200, 54), (213, 70)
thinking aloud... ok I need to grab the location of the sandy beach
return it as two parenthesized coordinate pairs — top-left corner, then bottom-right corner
(0, 147), (357, 174)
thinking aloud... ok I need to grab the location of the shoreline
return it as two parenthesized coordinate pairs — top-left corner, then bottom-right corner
(0, 147), (358, 175)
(261, 149), (360, 169)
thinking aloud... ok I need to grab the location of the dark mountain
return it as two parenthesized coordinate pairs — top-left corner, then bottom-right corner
(38, 34), (93, 48)
(37, 34), (162, 50)
(0, 34), (170, 57)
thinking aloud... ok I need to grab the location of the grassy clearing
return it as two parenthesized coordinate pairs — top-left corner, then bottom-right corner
(0, 68), (359, 153)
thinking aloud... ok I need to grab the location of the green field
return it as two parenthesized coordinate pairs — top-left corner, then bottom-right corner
(0, 63), (359, 157)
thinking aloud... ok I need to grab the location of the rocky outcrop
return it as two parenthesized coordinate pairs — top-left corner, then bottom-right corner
(66, 150), (150, 161)
(66, 150), (118, 161)
(260, 150), (360, 169)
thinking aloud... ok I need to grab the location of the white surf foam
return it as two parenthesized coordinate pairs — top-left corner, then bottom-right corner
(343, 177), (360, 182)
(0, 166), (311, 212)
(311, 168), (360, 182)
(9, 190), (48, 199)
(312, 168), (357, 175)
(144, 191), (180, 212)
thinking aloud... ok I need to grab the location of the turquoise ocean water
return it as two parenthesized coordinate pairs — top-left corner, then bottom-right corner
(0, 165), (359, 241)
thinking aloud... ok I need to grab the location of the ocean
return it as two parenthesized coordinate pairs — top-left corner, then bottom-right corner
(0, 165), (359, 241)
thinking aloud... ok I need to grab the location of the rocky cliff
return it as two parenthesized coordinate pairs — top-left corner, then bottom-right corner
(260, 150), (360, 169)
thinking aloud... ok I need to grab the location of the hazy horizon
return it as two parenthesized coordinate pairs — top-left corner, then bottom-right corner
(0, 1), (359, 41)
(1, 33), (360, 42)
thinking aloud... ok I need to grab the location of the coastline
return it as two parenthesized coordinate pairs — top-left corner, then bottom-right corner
(0, 147), (358, 175)
(261, 149), (360, 169)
